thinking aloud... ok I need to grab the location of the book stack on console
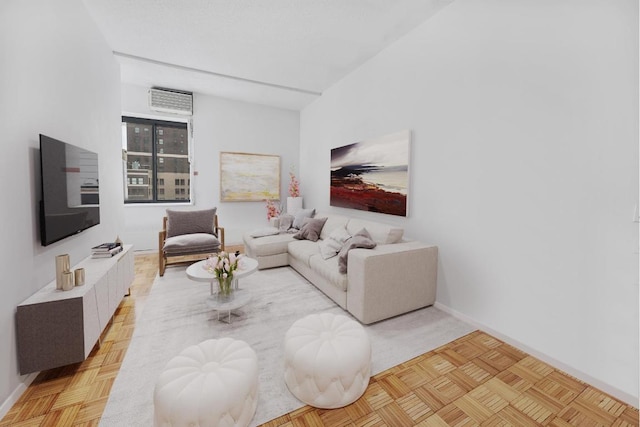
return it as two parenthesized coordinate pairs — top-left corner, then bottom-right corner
(91, 243), (123, 258)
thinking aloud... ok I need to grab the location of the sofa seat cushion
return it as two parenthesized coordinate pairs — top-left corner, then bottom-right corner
(346, 218), (404, 245)
(244, 233), (296, 257)
(163, 233), (221, 255)
(288, 240), (320, 267)
(308, 254), (348, 292)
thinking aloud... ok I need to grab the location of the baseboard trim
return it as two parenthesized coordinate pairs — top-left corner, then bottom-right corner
(0, 372), (38, 420)
(434, 302), (638, 407)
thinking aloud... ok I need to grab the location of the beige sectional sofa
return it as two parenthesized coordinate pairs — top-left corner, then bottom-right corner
(242, 213), (438, 324)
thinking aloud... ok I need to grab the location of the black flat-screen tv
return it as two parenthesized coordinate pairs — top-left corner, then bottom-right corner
(39, 134), (100, 246)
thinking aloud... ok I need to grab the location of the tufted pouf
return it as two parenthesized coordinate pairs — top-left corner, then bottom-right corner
(153, 338), (258, 427)
(283, 312), (371, 409)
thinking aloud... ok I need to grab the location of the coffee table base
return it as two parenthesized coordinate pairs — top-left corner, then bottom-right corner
(214, 309), (245, 323)
(206, 290), (251, 324)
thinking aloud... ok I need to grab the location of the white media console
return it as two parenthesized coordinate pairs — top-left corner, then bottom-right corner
(16, 245), (134, 374)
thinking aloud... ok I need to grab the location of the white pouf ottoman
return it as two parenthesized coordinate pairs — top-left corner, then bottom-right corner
(154, 338), (258, 427)
(284, 312), (371, 409)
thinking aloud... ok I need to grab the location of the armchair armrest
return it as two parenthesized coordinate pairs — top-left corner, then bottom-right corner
(158, 229), (167, 275)
(346, 241), (438, 324)
(216, 226), (226, 251)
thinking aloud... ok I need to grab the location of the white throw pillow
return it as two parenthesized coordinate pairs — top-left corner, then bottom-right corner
(292, 208), (315, 229)
(319, 226), (351, 260)
(249, 227), (280, 238)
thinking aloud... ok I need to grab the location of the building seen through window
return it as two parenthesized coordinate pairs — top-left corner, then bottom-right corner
(122, 116), (190, 203)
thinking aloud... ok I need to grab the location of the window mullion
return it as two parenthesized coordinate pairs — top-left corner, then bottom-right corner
(152, 123), (158, 202)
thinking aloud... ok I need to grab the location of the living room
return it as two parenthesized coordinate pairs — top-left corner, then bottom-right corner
(1, 0), (638, 424)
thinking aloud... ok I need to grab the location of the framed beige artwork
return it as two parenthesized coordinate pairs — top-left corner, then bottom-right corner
(220, 152), (281, 202)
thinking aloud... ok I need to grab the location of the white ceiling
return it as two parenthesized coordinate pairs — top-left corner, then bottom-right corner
(82, 0), (453, 110)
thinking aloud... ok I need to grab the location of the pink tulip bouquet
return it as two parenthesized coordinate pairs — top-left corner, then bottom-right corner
(204, 251), (242, 295)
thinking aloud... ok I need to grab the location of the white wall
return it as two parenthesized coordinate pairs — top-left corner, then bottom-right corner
(0, 0), (122, 413)
(120, 83), (300, 249)
(300, 0), (638, 403)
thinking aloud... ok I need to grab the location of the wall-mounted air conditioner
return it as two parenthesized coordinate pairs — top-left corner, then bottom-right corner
(148, 88), (193, 116)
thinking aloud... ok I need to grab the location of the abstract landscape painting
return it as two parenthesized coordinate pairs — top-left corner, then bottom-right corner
(220, 152), (280, 202)
(330, 130), (410, 216)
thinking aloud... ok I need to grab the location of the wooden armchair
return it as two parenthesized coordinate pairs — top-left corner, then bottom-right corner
(159, 209), (225, 276)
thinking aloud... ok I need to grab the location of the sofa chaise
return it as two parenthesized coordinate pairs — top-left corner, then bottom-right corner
(243, 212), (438, 324)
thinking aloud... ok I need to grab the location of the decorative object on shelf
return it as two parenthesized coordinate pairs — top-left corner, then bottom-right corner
(115, 235), (123, 246)
(330, 130), (410, 217)
(91, 242), (123, 258)
(61, 271), (74, 291)
(74, 268), (85, 286)
(265, 199), (281, 221)
(55, 254), (70, 290)
(204, 251), (243, 297)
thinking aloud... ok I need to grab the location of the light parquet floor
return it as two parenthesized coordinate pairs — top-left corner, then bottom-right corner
(2, 250), (637, 427)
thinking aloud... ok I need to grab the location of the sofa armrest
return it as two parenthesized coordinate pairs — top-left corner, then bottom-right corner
(346, 241), (438, 324)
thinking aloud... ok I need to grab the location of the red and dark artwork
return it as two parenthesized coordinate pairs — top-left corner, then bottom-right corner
(330, 131), (410, 217)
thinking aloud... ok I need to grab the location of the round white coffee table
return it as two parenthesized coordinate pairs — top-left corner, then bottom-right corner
(186, 256), (259, 295)
(186, 256), (259, 323)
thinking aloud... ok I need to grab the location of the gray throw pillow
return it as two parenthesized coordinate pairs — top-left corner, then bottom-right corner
(338, 228), (377, 274)
(278, 214), (295, 232)
(293, 217), (327, 242)
(292, 208), (315, 229)
(166, 208), (217, 238)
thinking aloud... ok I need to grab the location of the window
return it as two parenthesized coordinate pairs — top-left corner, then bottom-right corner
(122, 116), (190, 203)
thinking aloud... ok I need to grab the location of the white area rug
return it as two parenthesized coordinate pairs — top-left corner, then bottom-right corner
(100, 265), (475, 426)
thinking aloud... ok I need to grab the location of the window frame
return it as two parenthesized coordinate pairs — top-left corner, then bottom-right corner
(122, 115), (193, 205)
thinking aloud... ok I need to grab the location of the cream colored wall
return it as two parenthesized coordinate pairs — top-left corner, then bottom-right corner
(300, 0), (639, 403)
(0, 0), (122, 414)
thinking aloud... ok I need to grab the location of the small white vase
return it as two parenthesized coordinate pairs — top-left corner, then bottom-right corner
(287, 197), (303, 215)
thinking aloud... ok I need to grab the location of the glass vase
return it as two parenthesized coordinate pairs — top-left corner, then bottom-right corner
(217, 276), (233, 298)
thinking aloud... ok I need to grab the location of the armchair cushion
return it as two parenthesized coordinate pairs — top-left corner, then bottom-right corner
(163, 233), (221, 255)
(166, 208), (217, 238)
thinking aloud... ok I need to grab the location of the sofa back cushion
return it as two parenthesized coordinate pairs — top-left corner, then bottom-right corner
(318, 214), (351, 240)
(346, 218), (403, 244)
(292, 208), (315, 229)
